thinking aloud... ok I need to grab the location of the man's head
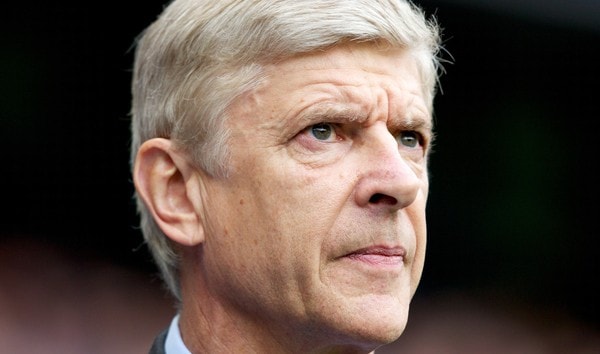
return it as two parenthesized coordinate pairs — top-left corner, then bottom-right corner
(131, 0), (441, 351)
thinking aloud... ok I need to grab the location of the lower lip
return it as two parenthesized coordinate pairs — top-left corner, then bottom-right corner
(346, 254), (404, 266)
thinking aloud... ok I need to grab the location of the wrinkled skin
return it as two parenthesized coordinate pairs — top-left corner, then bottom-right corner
(146, 42), (432, 353)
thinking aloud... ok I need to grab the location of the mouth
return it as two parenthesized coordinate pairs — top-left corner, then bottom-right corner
(344, 246), (406, 266)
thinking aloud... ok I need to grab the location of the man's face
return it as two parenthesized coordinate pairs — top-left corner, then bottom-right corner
(196, 43), (431, 349)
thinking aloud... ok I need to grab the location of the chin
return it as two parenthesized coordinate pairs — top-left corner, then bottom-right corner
(298, 304), (410, 354)
(328, 307), (410, 350)
(359, 294), (411, 340)
(305, 281), (413, 350)
(357, 317), (407, 345)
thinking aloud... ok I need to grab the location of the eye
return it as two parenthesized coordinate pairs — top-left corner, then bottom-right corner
(309, 123), (337, 141)
(398, 131), (422, 148)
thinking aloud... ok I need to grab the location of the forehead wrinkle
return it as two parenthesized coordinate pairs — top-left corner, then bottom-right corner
(276, 79), (374, 127)
(331, 63), (428, 126)
(293, 82), (431, 134)
(246, 45), (430, 130)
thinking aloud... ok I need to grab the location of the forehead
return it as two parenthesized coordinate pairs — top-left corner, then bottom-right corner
(271, 43), (423, 92)
(231, 43), (430, 130)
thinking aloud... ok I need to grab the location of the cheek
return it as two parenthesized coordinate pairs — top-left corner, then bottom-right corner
(213, 151), (355, 271)
(259, 162), (343, 215)
(202, 172), (336, 314)
(406, 195), (428, 293)
(212, 167), (321, 256)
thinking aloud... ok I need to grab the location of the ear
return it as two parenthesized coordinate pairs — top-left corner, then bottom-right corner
(133, 138), (204, 246)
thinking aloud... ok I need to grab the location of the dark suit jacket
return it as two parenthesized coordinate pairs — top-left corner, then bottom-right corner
(148, 328), (168, 354)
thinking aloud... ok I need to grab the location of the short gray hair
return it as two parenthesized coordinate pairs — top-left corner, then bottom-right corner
(130, 0), (442, 300)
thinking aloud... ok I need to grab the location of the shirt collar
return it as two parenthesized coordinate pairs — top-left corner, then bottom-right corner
(165, 314), (192, 354)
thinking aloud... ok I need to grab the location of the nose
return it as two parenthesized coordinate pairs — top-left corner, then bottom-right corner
(354, 124), (422, 212)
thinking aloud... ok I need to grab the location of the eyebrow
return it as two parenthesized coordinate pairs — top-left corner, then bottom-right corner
(391, 113), (433, 132)
(295, 104), (369, 125)
(296, 103), (433, 133)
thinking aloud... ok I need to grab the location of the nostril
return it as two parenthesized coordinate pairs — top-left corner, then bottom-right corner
(369, 193), (398, 205)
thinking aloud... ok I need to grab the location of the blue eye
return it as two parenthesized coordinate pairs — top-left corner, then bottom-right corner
(399, 131), (421, 148)
(310, 123), (334, 141)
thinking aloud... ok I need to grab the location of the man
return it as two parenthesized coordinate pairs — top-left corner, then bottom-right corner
(130, 0), (442, 352)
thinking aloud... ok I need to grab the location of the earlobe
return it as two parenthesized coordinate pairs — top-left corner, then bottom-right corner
(133, 138), (204, 247)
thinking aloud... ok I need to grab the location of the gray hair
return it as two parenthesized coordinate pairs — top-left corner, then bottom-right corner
(130, 0), (442, 300)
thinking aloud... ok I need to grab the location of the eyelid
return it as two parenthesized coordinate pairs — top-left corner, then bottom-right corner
(392, 127), (422, 140)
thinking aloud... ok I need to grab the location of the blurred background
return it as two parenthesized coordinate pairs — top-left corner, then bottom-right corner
(1, 0), (598, 353)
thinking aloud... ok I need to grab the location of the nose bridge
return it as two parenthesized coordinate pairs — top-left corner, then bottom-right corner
(372, 123), (401, 157)
(355, 124), (420, 210)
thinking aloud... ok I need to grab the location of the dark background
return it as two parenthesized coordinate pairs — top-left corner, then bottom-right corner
(2, 0), (599, 351)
